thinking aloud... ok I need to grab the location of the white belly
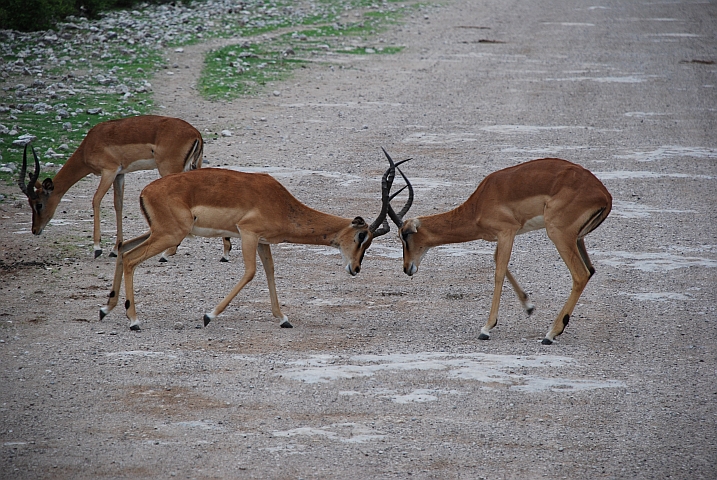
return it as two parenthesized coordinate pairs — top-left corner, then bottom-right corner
(191, 226), (241, 238)
(517, 215), (545, 235)
(119, 158), (157, 174)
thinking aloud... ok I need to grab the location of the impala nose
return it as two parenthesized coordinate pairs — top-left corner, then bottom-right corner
(405, 263), (417, 276)
(345, 264), (358, 276)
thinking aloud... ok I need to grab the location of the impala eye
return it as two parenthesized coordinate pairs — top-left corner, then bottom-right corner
(35, 203), (43, 212)
(358, 232), (367, 244)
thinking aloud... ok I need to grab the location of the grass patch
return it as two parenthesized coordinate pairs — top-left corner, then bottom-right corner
(1, 0), (430, 186)
(199, 44), (305, 100)
(198, 1), (419, 101)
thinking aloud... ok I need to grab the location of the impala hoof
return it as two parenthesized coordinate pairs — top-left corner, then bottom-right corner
(203, 313), (214, 327)
(94, 249), (102, 259)
(99, 308), (108, 321)
(526, 304), (535, 316)
(279, 319), (293, 328)
(478, 333), (490, 340)
(220, 257), (229, 263)
(158, 256), (168, 263)
(541, 338), (553, 345)
(109, 251), (117, 258)
(129, 324), (141, 331)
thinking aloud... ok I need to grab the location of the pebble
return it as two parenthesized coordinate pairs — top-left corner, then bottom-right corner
(12, 134), (37, 146)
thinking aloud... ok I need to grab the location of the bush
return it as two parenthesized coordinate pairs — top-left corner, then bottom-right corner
(0, 0), (75, 31)
(0, 0), (183, 32)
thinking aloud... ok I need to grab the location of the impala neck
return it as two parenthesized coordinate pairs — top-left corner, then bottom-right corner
(282, 207), (352, 247)
(49, 149), (94, 199)
(418, 203), (483, 246)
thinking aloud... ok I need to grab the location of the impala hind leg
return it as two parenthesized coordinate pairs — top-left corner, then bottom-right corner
(203, 233), (259, 327)
(109, 174), (125, 258)
(159, 246), (178, 262)
(479, 235), (516, 340)
(505, 268), (535, 315)
(220, 237), (232, 262)
(100, 233), (150, 320)
(542, 233), (594, 345)
(257, 243), (291, 328)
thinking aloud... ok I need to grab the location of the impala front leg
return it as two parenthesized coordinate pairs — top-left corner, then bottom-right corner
(479, 235), (515, 340)
(100, 233), (149, 321)
(92, 171), (117, 258)
(110, 173), (125, 257)
(204, 232), (259, 327)
(257, 243), (291, 328)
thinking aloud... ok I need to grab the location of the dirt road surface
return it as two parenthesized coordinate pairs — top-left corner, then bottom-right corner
(2, 0), (716, 478)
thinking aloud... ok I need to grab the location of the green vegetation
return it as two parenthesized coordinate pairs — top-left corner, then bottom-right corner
(1, 0), (426, 184)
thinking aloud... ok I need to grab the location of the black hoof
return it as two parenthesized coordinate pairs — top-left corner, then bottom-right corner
(541, 338), (553, 345)
(526, 306), (535, 316)
(478, 333), (490, 340)
(203, 314), (212, 327)
(130, 324), (141, 331)
(94, 249), (102, 259)
(108, 251), (117, 258)
(220, 257), (229, 263)
(158, 257), (168, 263)
(280, 320), (293, 328)
(99, 309), (107, 321)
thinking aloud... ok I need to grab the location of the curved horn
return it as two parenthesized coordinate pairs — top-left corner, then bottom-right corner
(387, 163), (413, 228)
(368, 147), (398, 235)
(18, 144), (40, 199)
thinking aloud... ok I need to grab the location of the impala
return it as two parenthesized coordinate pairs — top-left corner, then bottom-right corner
(100, 152), (411, 330)
(18, 115), (232, 261)
(387, 156), (612, 344)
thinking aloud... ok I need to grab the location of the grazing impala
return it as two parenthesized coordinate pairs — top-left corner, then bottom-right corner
(100, 152), (411, 330)
(387, 156), (612, 344)
(17, 115), (231, 261)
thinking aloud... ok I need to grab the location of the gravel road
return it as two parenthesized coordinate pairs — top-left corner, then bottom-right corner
(1, 0), (716, 478)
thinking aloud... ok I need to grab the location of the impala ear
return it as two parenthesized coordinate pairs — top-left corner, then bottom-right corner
(41, 178), (54, 194)
(351, 216), (366, 228)
(404, 220), (418, 235)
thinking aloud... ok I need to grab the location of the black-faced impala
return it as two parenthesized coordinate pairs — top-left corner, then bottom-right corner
(386, 155), (612, 344)
(18, 115), (232, 261)
(100, 151), (411, 330)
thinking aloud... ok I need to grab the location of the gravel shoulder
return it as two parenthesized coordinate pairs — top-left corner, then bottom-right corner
(1, 0), (716, 479)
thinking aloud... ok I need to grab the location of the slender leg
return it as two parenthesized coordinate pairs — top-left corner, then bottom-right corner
(203, 233), (259, 327)
(542, 231), (593, 344)
(505, 268), (535, 315)
(100, 232), (150, 320)
(220, 237), (232, 262)
(110, 174), (125, 257)
(91, 171), (118, 258)
(257, 243), (291, 327)
(123, 234), (178, 330)
(159, 245), (178, 262)
(479, 234), (515, 340)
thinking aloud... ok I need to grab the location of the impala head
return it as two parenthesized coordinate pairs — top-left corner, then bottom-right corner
(382, 150), (427, 276)
(18, 144), (57, 236)
(336, 148), (414, 276)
